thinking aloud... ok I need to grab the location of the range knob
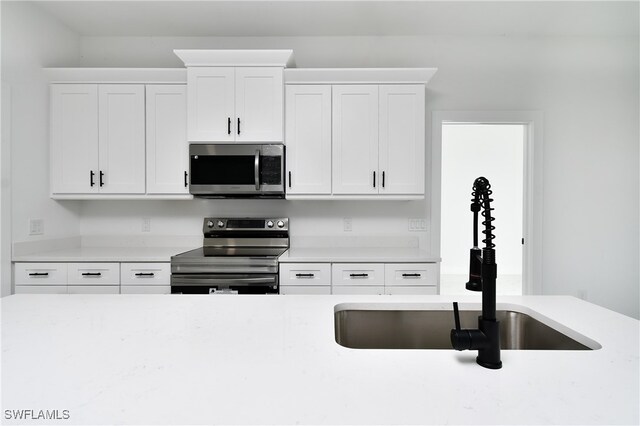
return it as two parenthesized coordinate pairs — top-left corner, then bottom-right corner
(266, 220), (274, 228)
(207, 220), (214, 228)
(277, 220), (285, 228)
(217, 221), (225, 228)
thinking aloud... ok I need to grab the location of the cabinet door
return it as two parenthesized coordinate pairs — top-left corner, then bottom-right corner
(235, 67), (283, 142)
(332, 85), (379, 194)
(51, 84), (99, 194)
(379, 85), (425, 195)
(146, 85), (188, 194)
(285, 85), (332, 194)
(98, 85), (145, 194)
(187, 67), (235, 142)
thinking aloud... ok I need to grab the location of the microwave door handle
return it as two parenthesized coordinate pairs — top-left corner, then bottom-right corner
(254, 150), (260, 190)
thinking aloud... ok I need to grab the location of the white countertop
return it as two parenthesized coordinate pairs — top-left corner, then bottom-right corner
(12, 246), (196, 262)
(1, 294), (638, 425)
(278, 246), (439, 262)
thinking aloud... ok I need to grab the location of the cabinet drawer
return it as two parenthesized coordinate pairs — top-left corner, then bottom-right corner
(121, 263), (170, 285)
(14, 263), (67, 285)
(121, 286), (170, 294)
(384, 286), (438, 295)
(279, 263), (331, 286)
(67, 263), (120, 285)
(332, 264), (385, 286)
(384, 263), (438, 286)
(280, 286), (331, 295)
(15, 285), (67, 294)
(68, 285), (120, 294)
(332, 286), (384, 295)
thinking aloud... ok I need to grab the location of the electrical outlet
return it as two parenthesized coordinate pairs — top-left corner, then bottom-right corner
(343, 217), (352, 232)
(142, 218), (151, 233)
(29, 219), (44, 235)
(408, 218), (427, 232)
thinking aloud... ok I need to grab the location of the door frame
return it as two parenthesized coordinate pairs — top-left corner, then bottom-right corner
(431, 111), (544, 295)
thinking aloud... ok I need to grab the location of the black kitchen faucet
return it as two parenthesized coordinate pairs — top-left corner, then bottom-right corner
(450, 177), (502, 369)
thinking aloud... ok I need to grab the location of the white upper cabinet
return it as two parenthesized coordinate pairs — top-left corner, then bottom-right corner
(187, 67), (235, 142)
(146, 85), (189, 194)
(51, 84), (145, 195)
(51, 84), (99, 194)
(186, 67), (283, 143)
(332, 85), (379, 195)
(285, 85), (332, 194)
(98, 85), (146, 194)
(378, 85), (425, 195)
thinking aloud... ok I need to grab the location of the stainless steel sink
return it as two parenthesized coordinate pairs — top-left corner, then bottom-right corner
(335, 308), (596, 350)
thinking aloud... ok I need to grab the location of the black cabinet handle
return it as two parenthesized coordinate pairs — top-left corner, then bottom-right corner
(296, 273), (315, 278)
(184, 171), (188, 187)
(82, 272), (102, 277)
(350, 273), (369, 278)
(288, 171), (292, 188)
(237, 118), (241, 135)
(29, 272), (49, 277)
(402, 273), (421, 278)
(135, 272), (155, 277)
(99, 171), (104, 187)
(227, 117), (231, 135)
(90, 171), (95, 187)
(382, 171), (385, 188)
(373, 171), (376, 188)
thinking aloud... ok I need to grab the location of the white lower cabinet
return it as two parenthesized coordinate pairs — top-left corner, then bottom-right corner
(13, 261), (172, 294)
(15, 286), (67, 294)
(278, 261), (438, 295)
(120, 263), (171, 294)
(279, 263), (331, 295)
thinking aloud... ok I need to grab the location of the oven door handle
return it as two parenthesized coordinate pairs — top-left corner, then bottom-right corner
(171, 275), (277, 286)
(254, 150), (260, 190)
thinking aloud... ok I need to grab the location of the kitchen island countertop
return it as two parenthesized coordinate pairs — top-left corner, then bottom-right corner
(1, 294), (638, 425)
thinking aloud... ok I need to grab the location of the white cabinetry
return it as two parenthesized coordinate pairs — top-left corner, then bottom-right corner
(187, 67), (283, 142)
(332, 85), (380, 195)
(146, 85), (189, 194)
(98, 85), (146, 194)
(278, 261), (438, 295)
(50, 84), (99, 194)
(284, 81), (425, 199)
(285, 85), (332, 194)
(51, 84), (146, 196)
(14, 262), (171, 294)
(279, 263), (331, 295)
(378, 85), (425, 195)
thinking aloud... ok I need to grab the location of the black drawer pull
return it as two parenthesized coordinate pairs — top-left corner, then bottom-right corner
(135, 273), (155, 277)
(90, 170), (95, 187)
(184, 171), (188, 187)
(237, 117), (241, 135)
(227, 117), (231, 135)
(373, 171), (376, 188)
(82, 272), (102, 277)
(402, 273), (421, 278)
(99, 171), (104, 187)
(29, 272), (49, 277)
(382, 171), (385, 188)
(350, 273), (369, 278)
(295, 273), (315, 278)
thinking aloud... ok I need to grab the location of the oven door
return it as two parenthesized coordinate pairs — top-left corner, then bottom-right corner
(171, 273), (279, 294)
(189, 144), (284, 198)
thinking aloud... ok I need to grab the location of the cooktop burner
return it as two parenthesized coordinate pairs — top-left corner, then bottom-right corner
(174, 246), (288, 259)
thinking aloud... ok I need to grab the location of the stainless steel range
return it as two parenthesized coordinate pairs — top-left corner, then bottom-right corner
(171, 218), (289, 294)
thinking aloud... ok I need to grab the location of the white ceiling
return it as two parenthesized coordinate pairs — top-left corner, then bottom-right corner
(32, 1), (639, 38)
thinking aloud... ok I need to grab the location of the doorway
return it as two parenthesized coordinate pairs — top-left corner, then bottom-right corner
(439, 123), (524, 295)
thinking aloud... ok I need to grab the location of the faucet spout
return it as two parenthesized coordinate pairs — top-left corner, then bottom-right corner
(450, 177), (502, 369)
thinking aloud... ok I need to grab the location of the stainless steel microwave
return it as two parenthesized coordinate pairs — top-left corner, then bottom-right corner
(189, 144), (285, 198)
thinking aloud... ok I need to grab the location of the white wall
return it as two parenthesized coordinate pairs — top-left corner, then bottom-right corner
(441, 124), (523, 276)
(76, 34), (639, 318)
(1, 1), (82, 295)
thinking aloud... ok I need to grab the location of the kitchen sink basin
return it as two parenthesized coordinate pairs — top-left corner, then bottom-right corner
(335, 306), (599, 350)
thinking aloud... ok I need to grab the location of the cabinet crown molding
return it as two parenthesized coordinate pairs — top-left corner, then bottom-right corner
(284, 68), (437, 84)
(174, 49), (295, 68)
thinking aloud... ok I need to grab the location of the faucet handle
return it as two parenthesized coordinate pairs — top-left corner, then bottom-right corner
(453, 302), (461, 331)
